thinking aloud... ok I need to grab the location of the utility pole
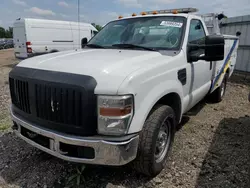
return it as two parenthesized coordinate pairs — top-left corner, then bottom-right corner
(78, 0), (80, 48)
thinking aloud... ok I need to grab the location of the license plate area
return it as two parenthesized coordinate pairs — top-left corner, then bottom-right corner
(18, 124), (95, 159)
(20, 126), (50, 149)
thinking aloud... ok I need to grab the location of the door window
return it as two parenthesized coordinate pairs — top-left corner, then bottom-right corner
(188, 19), (206, 44)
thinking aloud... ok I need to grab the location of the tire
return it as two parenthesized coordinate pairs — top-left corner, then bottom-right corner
(210, 74), (228, 103)
(50, 50), (58, 53)
(133, 105), (176, 177)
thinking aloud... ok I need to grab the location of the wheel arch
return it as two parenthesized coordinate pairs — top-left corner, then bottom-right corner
(150, 92), (182, 124)
(128, 90), (183, 134)
(126, 79), (184, 134)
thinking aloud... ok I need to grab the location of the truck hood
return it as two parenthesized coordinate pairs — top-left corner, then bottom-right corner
(18, 49), (172, 94)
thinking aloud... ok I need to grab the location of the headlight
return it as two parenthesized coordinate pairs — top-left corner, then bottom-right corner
(97, 95), (134, 135)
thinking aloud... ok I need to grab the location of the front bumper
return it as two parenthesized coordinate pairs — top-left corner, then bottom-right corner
(10, 109), (139, 166)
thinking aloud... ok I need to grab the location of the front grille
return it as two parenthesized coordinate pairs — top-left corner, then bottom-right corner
(35, 84), (83, 126)
(9, 67), (98, 136)
(9, 78), (31, 114)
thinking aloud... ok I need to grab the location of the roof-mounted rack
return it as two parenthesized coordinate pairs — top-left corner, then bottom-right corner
(145, 8), (198, 15)
(117, 8), (199, 19)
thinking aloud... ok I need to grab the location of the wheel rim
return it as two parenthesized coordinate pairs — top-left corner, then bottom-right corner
(155, 118), (171, 163)
(221, 80), (226, 97)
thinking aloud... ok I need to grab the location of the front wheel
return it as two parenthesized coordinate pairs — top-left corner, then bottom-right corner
(133, 105), (176, 177)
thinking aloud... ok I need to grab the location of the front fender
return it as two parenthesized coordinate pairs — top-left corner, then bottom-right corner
(127, 80), (183, 134)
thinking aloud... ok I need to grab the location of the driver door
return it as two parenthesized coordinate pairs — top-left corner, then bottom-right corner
(186, 19), (213, 109)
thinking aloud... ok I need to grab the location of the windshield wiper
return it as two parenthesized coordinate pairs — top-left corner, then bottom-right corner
(112, 44), (157, 51)
(86, 44), (105, 48)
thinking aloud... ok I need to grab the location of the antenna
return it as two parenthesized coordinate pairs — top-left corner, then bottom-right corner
(78, 0), (80, 48)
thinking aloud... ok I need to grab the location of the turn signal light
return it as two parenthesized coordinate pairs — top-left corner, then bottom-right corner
(100, 107), (132, 117)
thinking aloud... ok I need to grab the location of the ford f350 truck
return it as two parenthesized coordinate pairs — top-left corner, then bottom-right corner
(9, 8), (240, 176)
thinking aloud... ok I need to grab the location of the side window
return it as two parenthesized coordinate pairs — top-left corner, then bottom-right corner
(188, 19), (206, 44)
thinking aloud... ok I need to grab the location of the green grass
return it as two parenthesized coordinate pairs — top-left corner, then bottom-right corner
(66, 165), (86, 188)
(0, 112), (11, 131)
(0, 123), (10, 131)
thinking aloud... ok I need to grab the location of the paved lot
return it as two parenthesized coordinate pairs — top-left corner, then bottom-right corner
(0, 49), (250, 188)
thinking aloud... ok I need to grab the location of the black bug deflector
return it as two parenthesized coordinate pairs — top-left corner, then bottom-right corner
(9, 66), (98, 136)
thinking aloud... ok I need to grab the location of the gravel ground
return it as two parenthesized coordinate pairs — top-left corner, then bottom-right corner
(0, 49), (250, 188)
(0, 49), (18, 132)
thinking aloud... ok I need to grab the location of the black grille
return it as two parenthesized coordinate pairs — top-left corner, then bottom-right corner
(35, 84), (83, 126)
(9, 67), (98, 136)
(9, 78), (31, 114)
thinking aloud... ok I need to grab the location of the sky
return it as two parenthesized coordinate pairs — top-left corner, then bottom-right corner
(0, 0), (250, 28)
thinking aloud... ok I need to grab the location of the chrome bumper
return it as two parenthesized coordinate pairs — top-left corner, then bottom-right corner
(10, 110), (139, 166)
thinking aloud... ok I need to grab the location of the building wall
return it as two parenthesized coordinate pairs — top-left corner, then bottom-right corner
(221, 15), (250, 72)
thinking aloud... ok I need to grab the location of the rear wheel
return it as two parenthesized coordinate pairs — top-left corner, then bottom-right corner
(50, 50), (59, 53)
(133, 105), (176, 177)
(210, 73), (228, 103)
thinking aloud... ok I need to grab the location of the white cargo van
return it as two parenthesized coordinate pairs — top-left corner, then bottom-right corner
(13, 18), (98, 59)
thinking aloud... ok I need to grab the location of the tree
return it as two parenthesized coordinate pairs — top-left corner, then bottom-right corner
(91, 23), (102, 31)
(0, 26), (13, 38)
(95, 25), (102, 31)
(5, 27), (13, 38)
(0, 27), (5, 38)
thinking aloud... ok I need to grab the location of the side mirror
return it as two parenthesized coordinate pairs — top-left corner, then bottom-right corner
(187, 35), (225, 62)
(81, 38), (88, 48)
(203, 35), (225, 61)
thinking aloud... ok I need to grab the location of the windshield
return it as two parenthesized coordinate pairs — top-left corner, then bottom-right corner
(87, 16), (186, 51)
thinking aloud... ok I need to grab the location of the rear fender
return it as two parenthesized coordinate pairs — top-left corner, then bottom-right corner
(211, 38), (238, 93)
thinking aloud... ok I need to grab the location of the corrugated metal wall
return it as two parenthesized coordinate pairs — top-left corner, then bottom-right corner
(221, 15), (250, 72)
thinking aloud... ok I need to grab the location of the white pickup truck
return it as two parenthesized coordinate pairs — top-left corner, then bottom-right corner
(9, 8), (240, 176)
